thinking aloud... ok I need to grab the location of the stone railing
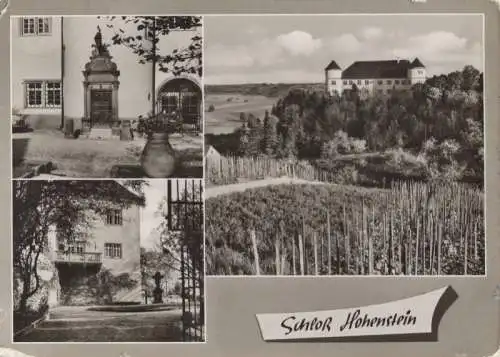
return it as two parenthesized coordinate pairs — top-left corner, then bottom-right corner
(54, 251), (102, 264)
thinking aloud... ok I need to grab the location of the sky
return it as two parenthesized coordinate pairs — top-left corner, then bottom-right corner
(204, 14), (484, 85)
(139, 179), (202, 250)
(140, 180), (167, 250)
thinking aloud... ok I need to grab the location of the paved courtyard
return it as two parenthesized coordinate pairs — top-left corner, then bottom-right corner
(15, 305), (184, 342)
(12, 130), (203, 178)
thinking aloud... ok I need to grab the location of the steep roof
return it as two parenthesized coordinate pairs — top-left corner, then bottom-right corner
(325, 60), (341, 71)
(411, 57), (425, 68)
(114, 181), (146, 206)
(204, 145), (220, 157)
(341, 59), (412, 79)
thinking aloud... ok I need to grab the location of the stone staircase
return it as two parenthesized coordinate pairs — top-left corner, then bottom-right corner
(86, 128), (117, 140)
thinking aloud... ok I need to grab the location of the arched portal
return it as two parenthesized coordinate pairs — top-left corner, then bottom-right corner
(156, 77), (202, 134)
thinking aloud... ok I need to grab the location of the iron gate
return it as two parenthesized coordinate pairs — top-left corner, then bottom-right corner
(157, 78), (202, 135)
(166, 179), (204, 341)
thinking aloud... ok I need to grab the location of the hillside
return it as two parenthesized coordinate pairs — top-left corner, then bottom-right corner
(205, 83), (324, 98)
(205, 181), (484, 276)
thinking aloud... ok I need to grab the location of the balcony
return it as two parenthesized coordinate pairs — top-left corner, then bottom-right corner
(53, 251), (102, 265)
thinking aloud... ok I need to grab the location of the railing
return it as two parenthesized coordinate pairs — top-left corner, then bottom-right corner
(54, 251), (102, 264)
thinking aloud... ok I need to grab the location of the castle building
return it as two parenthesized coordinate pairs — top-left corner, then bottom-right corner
(11, 16), (202, 134)
(325, 58), (427, 96)
(45, 181), (144, 306)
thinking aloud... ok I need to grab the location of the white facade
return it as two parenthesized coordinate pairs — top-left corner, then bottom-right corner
(325, 59), (427, 96)
(11, 16), (202, 130)
(11, 17), (62, 129)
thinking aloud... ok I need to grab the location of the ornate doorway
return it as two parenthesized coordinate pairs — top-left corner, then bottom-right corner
(157, 78), (202, 134)
(90, 89), (113, 126)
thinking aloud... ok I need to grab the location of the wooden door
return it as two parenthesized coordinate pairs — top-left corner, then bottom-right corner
(90, 89), (113, 126)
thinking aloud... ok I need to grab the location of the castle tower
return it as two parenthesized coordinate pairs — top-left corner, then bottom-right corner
(325, 60), (342, 96)
(408, 57), (426, 85)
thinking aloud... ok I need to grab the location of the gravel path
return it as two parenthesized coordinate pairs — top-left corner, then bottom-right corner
(205, 177), (329, 199)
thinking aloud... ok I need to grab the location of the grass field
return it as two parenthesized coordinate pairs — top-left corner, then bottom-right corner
(205, 93), (276, 134)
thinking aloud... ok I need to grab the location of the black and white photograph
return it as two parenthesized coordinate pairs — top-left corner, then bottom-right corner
(204, 14), (485, 276)
(11, 15), (203, 179)
(13, 179), (204, 342)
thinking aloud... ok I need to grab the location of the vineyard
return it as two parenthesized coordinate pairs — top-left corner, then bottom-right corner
(205, 182), (485, 276)
(206, 156), (364, 186)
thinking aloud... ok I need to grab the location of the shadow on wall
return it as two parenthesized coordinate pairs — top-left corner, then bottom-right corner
(58, 266), (139, 306)
(26, 115), (61, 131)
(12, 137), (30, 167)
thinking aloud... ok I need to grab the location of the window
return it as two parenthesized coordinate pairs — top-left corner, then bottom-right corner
(349, 80), (353, 85)
(357, 80), (361, 85)
(25, 80), (61, 108)
(395, 80), (400, 85)
(69, 242), (85, 254)
(104, 243), (122, 259)
(106, 209), (123, 225)
(386, 80), (392, 85)
(365, 80), (369, 85)
(378, 89), (383, 94)
(46, 82), (61, 107)
(343, 80), (347, 85)
(418, 70), (423, 75)
(331, 80), (336, 85)
(377, 80), (383, 85)
(21, 17), (51, 36)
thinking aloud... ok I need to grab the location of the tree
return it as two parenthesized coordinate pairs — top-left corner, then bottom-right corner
(102, 16), (202, 77)
(140, 245), (177, 301)
(262, 111), (279, 155)
(13, 180), (146, 315)
(461, 65), (481, 92)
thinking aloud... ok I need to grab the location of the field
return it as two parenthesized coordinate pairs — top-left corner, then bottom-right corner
(205, 182), (485, 276)
(204, 94), (276, 134)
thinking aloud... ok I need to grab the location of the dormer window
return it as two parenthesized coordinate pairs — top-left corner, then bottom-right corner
(21, 17), (52, 36)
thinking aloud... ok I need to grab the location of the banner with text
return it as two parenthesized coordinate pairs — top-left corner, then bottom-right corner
(256, 286), (453, 341)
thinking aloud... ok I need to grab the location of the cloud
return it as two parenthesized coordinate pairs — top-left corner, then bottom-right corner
(361, 26), (383, 40)
(206, 31), (320, 70)
(205, 44), (256, 68)
(329, 33), (362, 53)
(275, 30), (323, 56)
(392, 31), (468, 59)
(390, 31), (482, 72)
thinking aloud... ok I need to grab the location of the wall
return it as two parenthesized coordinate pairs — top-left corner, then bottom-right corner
(53, 204), (141, 305)
(341, 77), (413, 95)
(86, 205), (141, 276)
(10, 16), (62, 129)
(62, 17), (151, 122)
